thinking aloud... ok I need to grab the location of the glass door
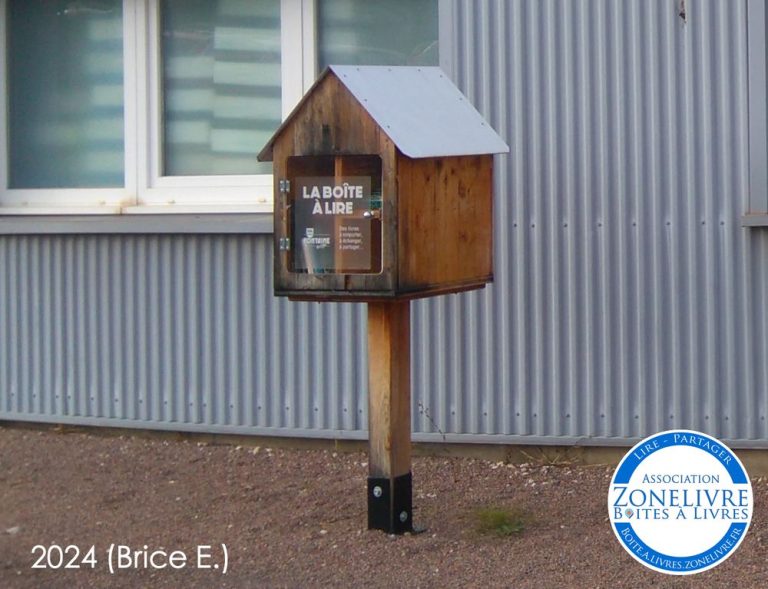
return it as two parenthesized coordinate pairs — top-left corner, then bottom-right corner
(287, 155), (382, 275)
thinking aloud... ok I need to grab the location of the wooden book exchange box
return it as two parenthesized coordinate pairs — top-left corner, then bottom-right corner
(260, 66), (508, 534)
(259, 66), (509, 301)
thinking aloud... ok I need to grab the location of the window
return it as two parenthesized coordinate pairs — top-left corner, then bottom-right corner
(6, 0), (125, 190)
(317, 0), (438, 69)
(0, 0), (438, 214)
(160, 0), (281, 177)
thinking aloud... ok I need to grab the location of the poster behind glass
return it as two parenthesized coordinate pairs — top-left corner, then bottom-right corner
(288, 156), (382, 275)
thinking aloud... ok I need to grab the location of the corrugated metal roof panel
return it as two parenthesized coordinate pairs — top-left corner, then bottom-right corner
(258, 65), (509, 160)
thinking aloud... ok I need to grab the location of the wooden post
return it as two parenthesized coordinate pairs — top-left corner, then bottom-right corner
(367, 300), (413, 533)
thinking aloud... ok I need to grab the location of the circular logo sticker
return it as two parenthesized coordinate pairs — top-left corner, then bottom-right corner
(608, 430), (753, 575)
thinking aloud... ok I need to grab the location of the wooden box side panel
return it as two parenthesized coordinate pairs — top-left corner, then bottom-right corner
(272, 74), (399, 296)
(397, 155), (493, 293)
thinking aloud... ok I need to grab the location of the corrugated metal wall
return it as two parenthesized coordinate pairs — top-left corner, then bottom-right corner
(424, 0), (761, 445)
(2, 0), (767, 447)
(0, 235), (368, 438)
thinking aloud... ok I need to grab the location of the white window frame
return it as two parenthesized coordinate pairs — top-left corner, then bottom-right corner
(0, 0), (137, 213)
(0, 0), (319, 215)
(0, 0), (444, 216)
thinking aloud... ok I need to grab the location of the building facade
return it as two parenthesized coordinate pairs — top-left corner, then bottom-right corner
(2, 0), (768, 448)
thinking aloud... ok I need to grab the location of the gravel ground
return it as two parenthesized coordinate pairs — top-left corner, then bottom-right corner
(1, 425), (766, 588)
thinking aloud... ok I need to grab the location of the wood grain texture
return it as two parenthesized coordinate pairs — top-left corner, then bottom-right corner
(397, 154), (493, 293)
(367, 301), (411, 479)
(272, 141), (290, 293)
(270, 70), (494, 300)
(271, 73), (397, 296)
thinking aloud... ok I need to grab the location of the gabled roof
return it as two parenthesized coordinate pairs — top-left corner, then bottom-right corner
(258, 65), (509, 161)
